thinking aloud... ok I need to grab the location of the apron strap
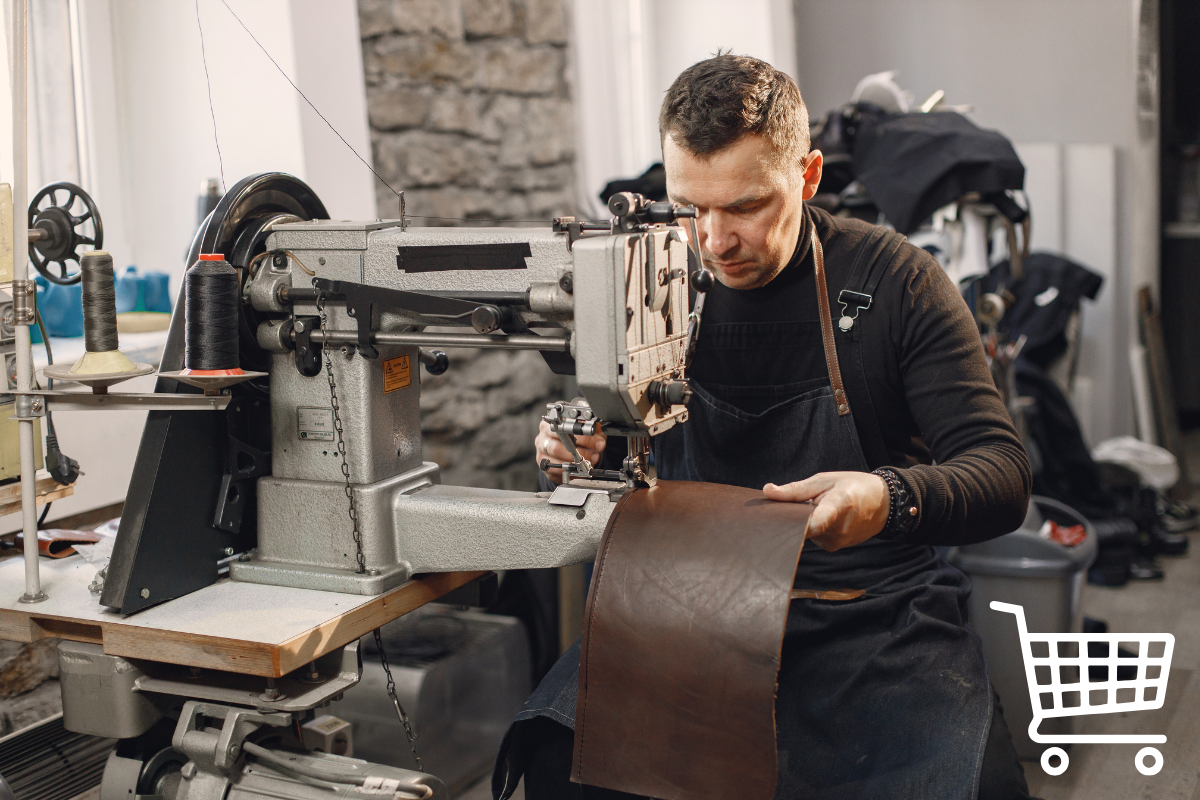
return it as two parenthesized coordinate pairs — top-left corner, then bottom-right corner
(811, 229), (852, 416)
(837, 227), (908, 467)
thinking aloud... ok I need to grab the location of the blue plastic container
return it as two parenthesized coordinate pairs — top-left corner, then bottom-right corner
(115, 265), (140, 312)
(116, 266), (173, 314)
(144, 271), (172, 313)
(38, 277), (84, 339)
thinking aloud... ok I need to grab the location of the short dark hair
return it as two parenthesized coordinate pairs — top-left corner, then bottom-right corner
(659, 54), (809, 169)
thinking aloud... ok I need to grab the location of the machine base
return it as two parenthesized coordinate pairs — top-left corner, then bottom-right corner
(229, 558), (411, 595)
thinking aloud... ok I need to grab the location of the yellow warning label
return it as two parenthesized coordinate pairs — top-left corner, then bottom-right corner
(382, 354), (411, 393)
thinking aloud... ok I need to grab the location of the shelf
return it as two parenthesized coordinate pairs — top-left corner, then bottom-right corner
(0, 555), (485, 677)
(0, 471), (73, 518)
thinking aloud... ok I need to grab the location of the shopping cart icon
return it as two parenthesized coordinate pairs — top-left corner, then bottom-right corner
(990, 601), (1175, 777)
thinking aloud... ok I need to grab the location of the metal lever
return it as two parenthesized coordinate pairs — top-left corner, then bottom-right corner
(311, 278), (508, 359)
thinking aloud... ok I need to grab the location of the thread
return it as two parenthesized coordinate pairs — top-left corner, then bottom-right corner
(184, 254), (240, 371)
(80, 251), (119, 353)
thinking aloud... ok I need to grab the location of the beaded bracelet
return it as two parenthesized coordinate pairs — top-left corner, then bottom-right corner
(872, 467), (919, 538)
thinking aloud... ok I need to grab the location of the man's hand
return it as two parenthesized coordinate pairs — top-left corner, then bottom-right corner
(763, 472), (890, 551)
(535, 419), (606, 484)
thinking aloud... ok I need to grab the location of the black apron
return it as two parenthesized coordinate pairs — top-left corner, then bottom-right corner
(494, 228), (993, 800)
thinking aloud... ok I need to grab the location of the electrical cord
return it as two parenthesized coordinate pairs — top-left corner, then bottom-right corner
(34, 310), (80, 513)
(35, 310), (54, 528)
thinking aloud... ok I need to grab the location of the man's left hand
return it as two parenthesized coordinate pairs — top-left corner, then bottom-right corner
(763, 472), (890, 551)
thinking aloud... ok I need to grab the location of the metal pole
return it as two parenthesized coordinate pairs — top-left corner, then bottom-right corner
(13, 0), (44, 604)
(308, 329), (571, 352)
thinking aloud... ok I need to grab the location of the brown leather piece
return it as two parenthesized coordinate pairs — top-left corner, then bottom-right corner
(790, 588), (865, 601)
(572, 481), (811, 800)
(13, 528), (101, 558)
(810, 231), (850, 416)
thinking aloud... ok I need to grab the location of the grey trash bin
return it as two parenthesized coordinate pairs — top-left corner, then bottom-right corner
(946, 495), (1097, 760)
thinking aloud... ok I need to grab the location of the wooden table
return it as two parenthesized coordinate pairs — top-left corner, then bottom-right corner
(0, 555), (484, 677)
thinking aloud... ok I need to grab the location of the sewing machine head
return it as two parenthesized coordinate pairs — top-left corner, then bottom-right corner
(244, 190), (696, 489)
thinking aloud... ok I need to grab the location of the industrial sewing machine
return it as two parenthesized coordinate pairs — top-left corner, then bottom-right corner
(34, 172), (705, 799)
(103, 173), (698, 608)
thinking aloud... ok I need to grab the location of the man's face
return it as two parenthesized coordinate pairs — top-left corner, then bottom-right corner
(663, 133), (822, 290)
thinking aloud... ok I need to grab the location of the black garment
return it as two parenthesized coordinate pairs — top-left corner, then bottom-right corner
(598, 163), (667, 203)
(1014, 360), (1109, 517)
(981, 253), (1104, 369)
(853, 111), (1025, 234)
(520, 687), (1035, 800)
(486, 568), (561, 683)
(651, 228), (996, 800)
(692, 206), (1030, 545)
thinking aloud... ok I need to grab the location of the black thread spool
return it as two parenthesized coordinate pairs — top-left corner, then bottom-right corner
(80, 251), (119, 353)
(184, 253), (242, 373)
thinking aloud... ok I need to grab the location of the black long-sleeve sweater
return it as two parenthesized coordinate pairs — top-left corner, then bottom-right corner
(688, 205), (1031, 546)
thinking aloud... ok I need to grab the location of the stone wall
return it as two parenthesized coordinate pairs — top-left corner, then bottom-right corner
(358, 0), (575, 489)
(360, 0), (575, 222)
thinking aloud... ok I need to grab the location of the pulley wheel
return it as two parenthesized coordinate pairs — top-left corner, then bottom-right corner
(185, 173), (329, 372)
(28, 181), (103, 285)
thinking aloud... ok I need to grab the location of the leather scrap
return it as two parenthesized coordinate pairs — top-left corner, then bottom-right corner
(14, 528), (101, 558)
(572, 481), (811, 800)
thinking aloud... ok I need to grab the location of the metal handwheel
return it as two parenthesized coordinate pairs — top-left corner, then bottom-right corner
(28, 181), (103, 285)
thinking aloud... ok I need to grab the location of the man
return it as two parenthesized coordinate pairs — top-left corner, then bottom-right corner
(496, 55), (1033, 800)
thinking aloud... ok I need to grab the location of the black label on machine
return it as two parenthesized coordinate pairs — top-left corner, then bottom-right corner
(396, 243), (532, 273)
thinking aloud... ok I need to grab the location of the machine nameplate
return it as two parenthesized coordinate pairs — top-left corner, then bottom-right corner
(382, 354), (412, 393)
(297, 407), (335, 441)
(396, 243), (532, 272)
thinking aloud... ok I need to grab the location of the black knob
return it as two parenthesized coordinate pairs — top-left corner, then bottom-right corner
(646, 202), (676, 223)
(690, 268), (714, 293)
(420, 349), (449, 375)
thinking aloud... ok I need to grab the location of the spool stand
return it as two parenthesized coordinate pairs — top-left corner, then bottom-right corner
(155, 370), (267, 396)
(42, 250), (154, 393)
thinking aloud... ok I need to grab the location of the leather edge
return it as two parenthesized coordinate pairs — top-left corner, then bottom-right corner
(571, 488), (638, 786)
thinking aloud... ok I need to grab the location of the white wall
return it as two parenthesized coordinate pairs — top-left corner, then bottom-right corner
(3, 0), (374, 293)
(570, 0), (796, 216)
(0, 0), (375, 525)
(92, 0), (374, 292)
(792, 0), (1156, 443)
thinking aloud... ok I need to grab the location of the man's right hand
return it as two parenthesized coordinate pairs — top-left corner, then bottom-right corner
(535, 418), (606, 484)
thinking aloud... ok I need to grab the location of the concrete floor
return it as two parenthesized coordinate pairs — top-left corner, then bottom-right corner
(1023, 536), (1200, 799)
(1024, 430), (1200, 800)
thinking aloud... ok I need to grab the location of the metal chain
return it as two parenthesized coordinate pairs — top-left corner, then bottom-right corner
(312, 283), (421, 769)
(374, 628), (423, 770)
(314, 285), (366, 575)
